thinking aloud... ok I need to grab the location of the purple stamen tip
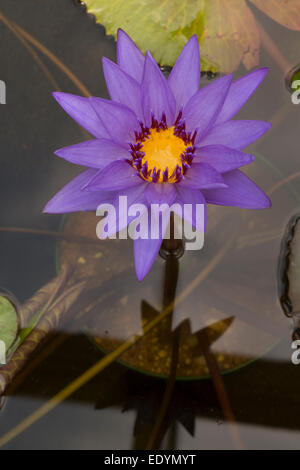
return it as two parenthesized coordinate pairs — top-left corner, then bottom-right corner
(163, 168), (169, 182)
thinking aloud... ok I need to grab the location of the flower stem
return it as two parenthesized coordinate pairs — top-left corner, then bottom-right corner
(160, 212), (184, 259)
(147, 213), (185, 449)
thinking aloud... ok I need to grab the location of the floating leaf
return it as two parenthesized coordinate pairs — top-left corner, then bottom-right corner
(83, 0), (300, 73)
(291, 68), (300, 92)
(0, 296), (18, 352)
(84, 0), (217, 72)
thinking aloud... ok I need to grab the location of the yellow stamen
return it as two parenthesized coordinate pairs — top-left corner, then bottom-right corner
(140, 127), (188, 182)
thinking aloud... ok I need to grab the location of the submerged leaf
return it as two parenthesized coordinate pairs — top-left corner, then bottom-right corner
(201, 0), (260, 73)
(249, 0), (300, 31)
(0, 296), (18, 351)
(19, 276), (62, 327)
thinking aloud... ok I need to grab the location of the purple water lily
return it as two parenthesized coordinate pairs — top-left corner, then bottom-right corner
(44, 30), (271, 281)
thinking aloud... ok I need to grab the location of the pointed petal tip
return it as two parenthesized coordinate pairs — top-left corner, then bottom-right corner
(42, 199), (59, 214)
(134, 243), (152, 282)
(53, 148), (65, 158)
(117, 29), (134, 49)
(215, 68), (269, 125)
(116, 29), (145, 58)
(117, 29), (145, 82)
(222, 73), (234, 93)
(101, 56), (110, 67)
(52, 91), (65, 103)
(145, 50), (155, 63)
(117, 28), (128, 40)
(102, 56), (117, 72)
(261, 121), (272, 135)
(183, 34), (199, 49)
(257, 187), (272, 209)
(134, 256), (153, 282)
(168, 34), (201, 110)
(252, 193), (272, 209)
(142, 52), (176, 125)
(254, 66), (269, 78)
(241, 67), (269, 88)
(203, 170), (272, 209)
(265, 196), (272, 209)
(260, 66), (269, 75)
(52, 91), (86, 103)
(189, 34), (199, 42)
(136, 269), (147, 282)
(144, 50), (161, 69)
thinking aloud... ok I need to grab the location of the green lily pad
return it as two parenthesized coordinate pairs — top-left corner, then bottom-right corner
(84, 0), (218, 72)
(0, 296), (19, 352)
(291, 69), (300, 91)
(83, 0), (300, 73)
(8, 308), (42, 357)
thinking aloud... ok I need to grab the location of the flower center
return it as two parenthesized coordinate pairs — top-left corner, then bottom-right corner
(139, 127), (186, 182)
(130, 116), (196, 183)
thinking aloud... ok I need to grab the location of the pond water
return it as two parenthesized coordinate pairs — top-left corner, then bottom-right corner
(0, 0), (299, 450)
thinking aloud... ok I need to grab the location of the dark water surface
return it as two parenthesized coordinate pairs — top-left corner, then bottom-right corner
(0, 0), (299, 450)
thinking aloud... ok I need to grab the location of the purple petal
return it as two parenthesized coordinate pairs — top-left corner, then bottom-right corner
(102, 57), (143, 120)
(83, 160), (141, 191)
(55, 139), (131, 169)
(199, 120), (272, 150)
(141, 52), (176, 127)
(194, 145), (255, 173)
(174, 186), (206, 232)
(117, 29), (145, 83)
(168, 35), (200, 111)
(115, 183), (146, 208)
(201, 169), (271, 209)
(102, 184), (146, 238)
(52, 92), (108, 139)
(145, 183), (177, 206)
(179, 163), (227, 189)
(43, 169), (113, 213)
(89, 97), (139, 145)
(215, 68), (268, 125)
(133, 205), (169, 281)
(183, 74), (233, 142)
